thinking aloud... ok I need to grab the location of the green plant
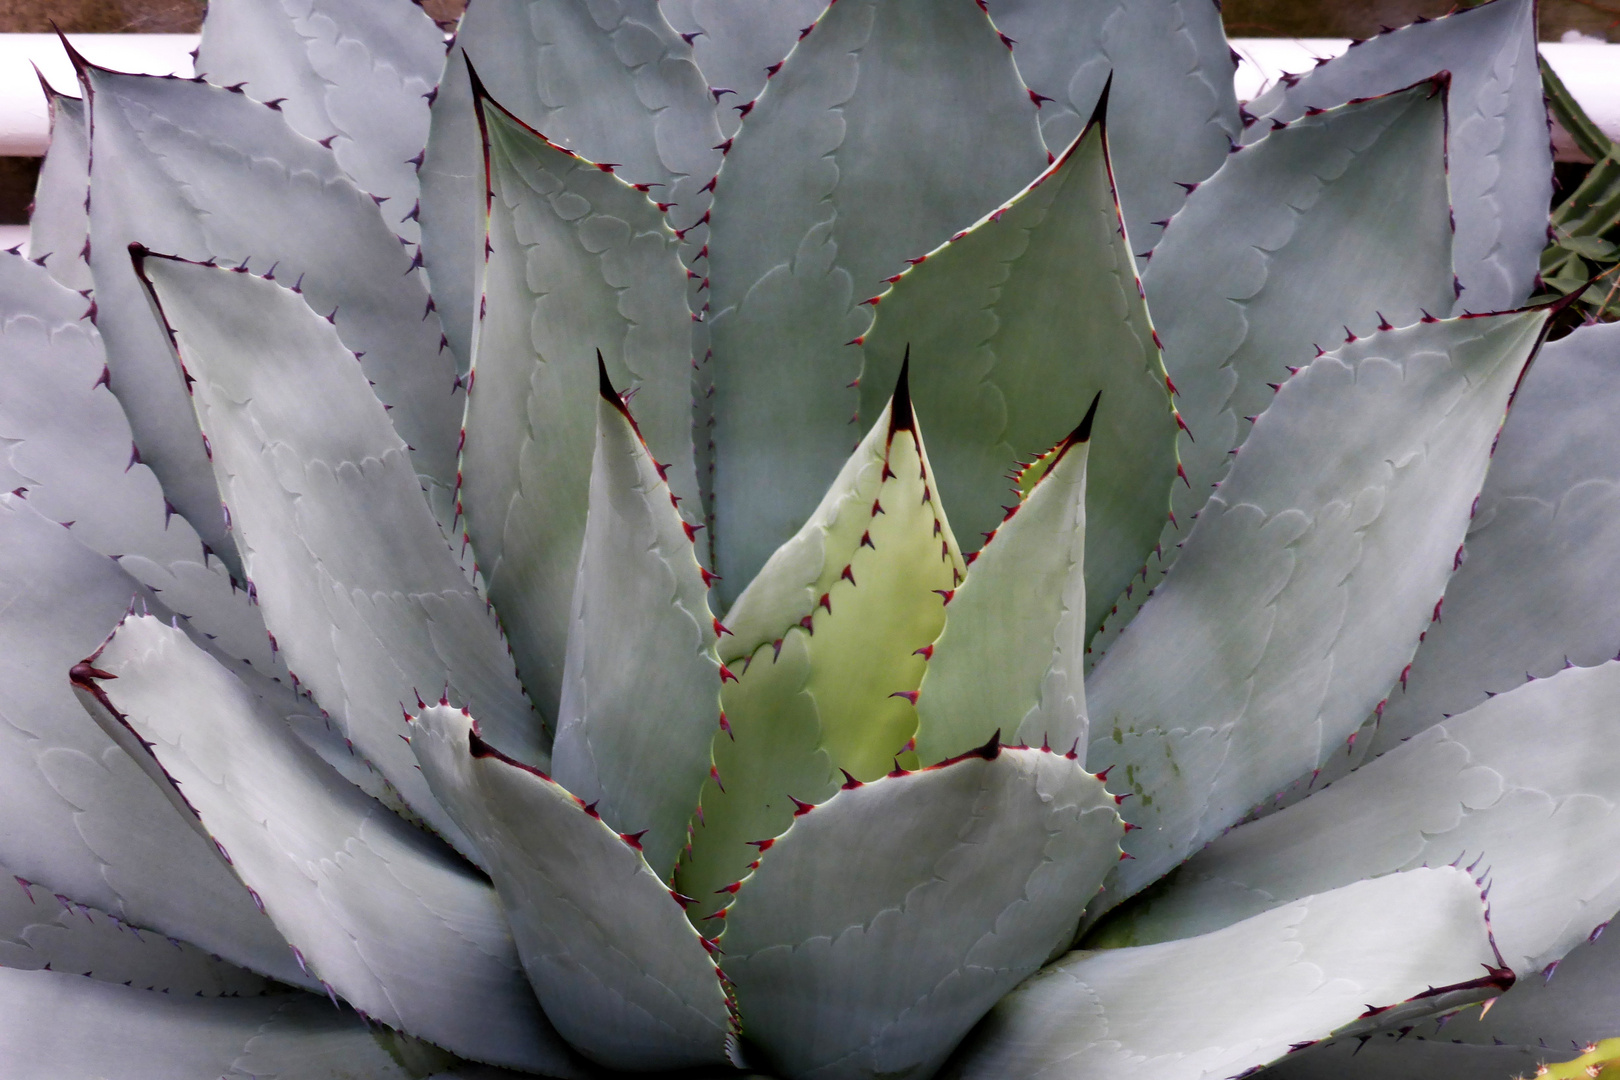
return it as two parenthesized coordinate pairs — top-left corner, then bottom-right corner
(2, 0), (1618, 1078)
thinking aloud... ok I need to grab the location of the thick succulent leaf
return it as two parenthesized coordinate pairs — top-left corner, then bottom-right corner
(1255, 1036), (1555, 1080)
(943, 868), (1505, 1080)
(681, 392), (966, 920)
(1083, 309), (1549, 912)
(1107, 81), (1457, 658)
(1093, 660), (1620, 976)
(658, 0), (829, 139)
(706, 0), (1047, 601)
(1371, 320), (1620, 754)
(0, 867), (269, 997)
(76, 615), (570, 1073)
(196, 0), (446, 243)
(551, 379), (721, 881)
(27, 80), (91, 293)
(0, 968), (465, 1080)
(137, 255), (540, 857)
(419, 0), (721, 369)
(412, 705), (733, 1073)
(1241, 0), (1549, 313)
(860, 111), (1173, 640)
(722, 745), (1123, 1080)
(985, 0), (1241, 257)
(0, 493), (305, 989)
(914, 412), (1092, 763)
(0, 251), (281, 675)
(83, 65), (459, 568)
(460, 92), (700, 724)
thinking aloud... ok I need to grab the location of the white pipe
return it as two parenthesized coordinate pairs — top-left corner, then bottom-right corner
(0, 33), (1612, 159)
(0, 33), (196, 156)
(1231, 36), (1620, 161)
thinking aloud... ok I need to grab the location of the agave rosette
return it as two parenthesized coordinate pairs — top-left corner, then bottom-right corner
(2, 1), (1618, 1078)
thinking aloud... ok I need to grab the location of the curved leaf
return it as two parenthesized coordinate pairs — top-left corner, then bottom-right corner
(412, 705), (733, 1072)
(1092, 660), (1620, 976)
(27, 79), (91, 293)
(0, 968), (468, 1080)
(460, 90), (699, 723)
(0, 493), (305, 989)
(1254, 1036), (1558, 1080)
(137, 255), (540, 857)
(1240, 0), (1549, 313)
(723, 744), (1122, 1080)
(0, 251), (280, 675)
(84, 64), (459, 568)
(943, 869), (1505, 1080)
(1105, 80), (1457, 659)
(706, 0), (1047, 600)
(659, 0), (830, 139)
(76, 615), (571, 1073)
(419, 0), (721, 369)
(1084, 309), (1550, 913)
(0, 866), (268, 998)
(914, 407), (1093, 763)
(551, 374), (721, 881)
(985, 0), (1241, 258)
(1372, 320), (1620, 754)
(196, 0), (446, 243)
(861, 109), (1174, 641)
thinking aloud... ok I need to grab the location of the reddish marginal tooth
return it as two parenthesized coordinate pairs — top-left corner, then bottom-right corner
(846, 336), (866, 347)
(620, 829), (648, 850)
(840, 769), (862, 790)
(818, 592), (833, 613)
(881, 462), (895, 481)
(859, 530), (874, 549)
(1114, 792), (1133, 804)
(885, 274), (902, 284)
(713, 618), (733, 637)
(718, 664), (739, 684)
(1122, 822), (1139, 832)
(683, 521), (705, 542)
(700, 567), (719, 588)
(747, 838), (775, 851)
(583, 800), (602, 818)
(1002, 504), (1021, 522)
(890, 690), (919, 705)
(702, 908), (728, 921)
(700, 937), (722, 954)
(1066, 739), (1080, 760)
(871, 499), (885, 516)
(1095, 765), (1115, 782)
(799, 615), (815, 631)
(789, 795), (816, 816)
(710, 765), (725, 792)
(921, 485), (932, 504)
(914, 644), (934, 660)
(934, 589), (955, 605)
(1176, 464), (1189, 486)
(718, 712), (733, 739)
(940, 540), (950, 560)
(771, 638), (783, 660)
(1165, 375), (1178, 395)
(1118, 851), (1134, 861)
(765, 61), (783, 77)
(1028, 88), (1054, 107)
(965, 551), (978, 566)
(735, 101), (755, 117)
(700, 176), (718, 193)
(1399, 663), (1412, 689)
(860, 294), (883, 306)
(840, 565), (856, 585)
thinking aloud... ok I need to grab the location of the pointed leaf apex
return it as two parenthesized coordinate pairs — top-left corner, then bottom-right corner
(461, 52), (490, 103)
(1074, 391), (1101, 444)
(1086, 71), (1114, 132)
(888, 345), (915, 437)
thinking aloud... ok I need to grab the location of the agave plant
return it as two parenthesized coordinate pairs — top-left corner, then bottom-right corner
(4, 0), (1620, 1077)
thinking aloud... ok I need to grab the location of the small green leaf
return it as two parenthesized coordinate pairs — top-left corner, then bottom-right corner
(946, 869), (1503, 1080)
(413, 705), (733, 1072)
(550, 370), (721, 882)
(724, 745), (1122, 1080)
(914, 402), (1094, 764)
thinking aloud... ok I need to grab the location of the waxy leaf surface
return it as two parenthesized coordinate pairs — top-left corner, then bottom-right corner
(552, 387), (720, 881)
(139, 257), (539, 856)
(861, 115), (1173, 641)
(706, 0), (1046, 601)
(1241, 0), (1549, 313)
(462, 97), (699, 723)
(420, 0), (720, 369)
(27, 80), (91, 293)
(945, 869), (1503, 1080)
(413, 705), (733, 1073)
(1084, 310), (1548, 912)
(84, 67), (459, 567)
(723, 746), (1122, 1080)
(78, 615), (569, 1073)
